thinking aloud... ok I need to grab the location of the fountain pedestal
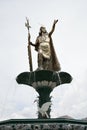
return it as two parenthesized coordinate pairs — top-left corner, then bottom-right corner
(16, 70), (72, 119)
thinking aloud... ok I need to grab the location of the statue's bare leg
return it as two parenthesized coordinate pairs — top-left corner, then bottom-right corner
(43, 58), (49, 70)
(38, 53), (43, 70)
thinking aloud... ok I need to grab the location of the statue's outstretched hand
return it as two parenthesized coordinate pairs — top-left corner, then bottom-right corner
(54, 19), (58, 24)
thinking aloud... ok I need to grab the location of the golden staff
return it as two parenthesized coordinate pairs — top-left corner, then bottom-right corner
(25, 18), (33, 71)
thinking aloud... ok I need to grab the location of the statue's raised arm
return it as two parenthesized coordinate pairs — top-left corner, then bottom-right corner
(49, 19), (58, 36)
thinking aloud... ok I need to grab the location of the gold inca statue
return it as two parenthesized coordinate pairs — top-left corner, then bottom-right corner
(30, 20), (61, 71)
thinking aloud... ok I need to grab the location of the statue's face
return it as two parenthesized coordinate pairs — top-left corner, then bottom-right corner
(40, 27), (46, 33)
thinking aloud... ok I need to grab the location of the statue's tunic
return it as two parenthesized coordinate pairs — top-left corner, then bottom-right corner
(38, 35), (51, 59)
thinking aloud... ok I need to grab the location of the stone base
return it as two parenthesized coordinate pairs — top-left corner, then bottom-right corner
(0, 118), (87, 130)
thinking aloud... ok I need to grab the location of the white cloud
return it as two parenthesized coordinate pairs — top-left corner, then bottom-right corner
(51, 76), (87, 119)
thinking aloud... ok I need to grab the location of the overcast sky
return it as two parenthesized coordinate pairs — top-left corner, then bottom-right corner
(0, 0), (87, 121)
